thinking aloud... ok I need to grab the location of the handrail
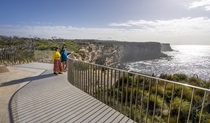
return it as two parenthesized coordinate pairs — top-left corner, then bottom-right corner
(67, 56), (210, 123)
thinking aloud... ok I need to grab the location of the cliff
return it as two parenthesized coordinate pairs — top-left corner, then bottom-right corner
(161, 43), (173, 51)
(119, 42), (166, 63)
(76, 41), (168, 68)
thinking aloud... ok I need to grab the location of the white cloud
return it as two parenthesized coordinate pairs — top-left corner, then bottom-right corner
(188, 0), (210, 11)
(205, 5), (210, 10)
(109, 17), (210, 35)
(109, 17), (210, 45)
(0, 17), (210, 45)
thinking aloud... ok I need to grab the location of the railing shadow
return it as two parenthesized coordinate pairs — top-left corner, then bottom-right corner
(0, 73), (56, 87)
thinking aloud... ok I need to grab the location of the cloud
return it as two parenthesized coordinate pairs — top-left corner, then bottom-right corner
(108, 17), (210, 44)
(0, 17), (210, 45)
(109, 17), (210, 34)
(188, 0), (210, 11)
(205, 5), (210, 10)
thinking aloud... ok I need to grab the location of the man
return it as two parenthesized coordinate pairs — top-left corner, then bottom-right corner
(60, 45), (69, 72)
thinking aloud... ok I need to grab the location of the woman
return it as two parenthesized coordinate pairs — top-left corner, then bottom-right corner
(52, 47), (63, 74)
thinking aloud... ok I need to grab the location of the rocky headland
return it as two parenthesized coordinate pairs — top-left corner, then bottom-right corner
(75, 41), (173, 68)
(161, 43), (173, 51)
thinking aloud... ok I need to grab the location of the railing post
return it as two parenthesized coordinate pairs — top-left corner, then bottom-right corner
(177, 86), (184, 123)
(139, 77), (145, 123)
(103, 68), (106, 103)
(121, 72), (124, 113)
(88, 63), (90, 95)
(85, 63), (88, 93)
(113, 70), (116, 109)
(152, 79), (159, 123)
(110, 69), (113, 107)
(134, 75), (139, 122)
(199, 91), (207, 123)
(106, 69), (109, 105)
(145, 78), (152, 123)
(92, 65), (95, 97)
(187, 88), (195, 123)
(129, 74), (134, 119)
(167, 83), (175, 123)
(100, 67), (102, 101)
(117, 71), (120, 111)
(125, 73), (129, 116)
(97, 66), (99, 100)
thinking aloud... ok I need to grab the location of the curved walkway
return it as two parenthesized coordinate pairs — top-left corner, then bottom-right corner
(7, 63), (134, 123)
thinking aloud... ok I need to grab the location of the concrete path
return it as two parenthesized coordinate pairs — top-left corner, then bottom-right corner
(0, 63), (45, 123)
(5, 63), (134, 123)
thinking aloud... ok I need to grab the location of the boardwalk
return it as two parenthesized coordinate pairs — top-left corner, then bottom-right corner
(5, 63), (134, 123)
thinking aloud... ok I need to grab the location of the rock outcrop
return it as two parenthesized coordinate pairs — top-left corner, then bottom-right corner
(76, 41), (169, 68)
(161, 43), (173, 51)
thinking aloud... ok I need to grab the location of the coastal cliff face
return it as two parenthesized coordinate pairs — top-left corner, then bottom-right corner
(119, 42), (166, 63)
(76, 41), (168, 68)
(161, 43), (173, 51)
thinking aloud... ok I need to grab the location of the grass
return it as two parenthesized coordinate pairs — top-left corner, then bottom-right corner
(34, 50), (54, 63)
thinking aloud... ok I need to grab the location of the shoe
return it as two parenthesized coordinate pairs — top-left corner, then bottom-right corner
(54, 72), (58, 75)
(58, 72), (63, 74)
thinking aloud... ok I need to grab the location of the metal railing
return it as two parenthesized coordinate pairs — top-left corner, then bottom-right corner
(67, 57), (210, 123)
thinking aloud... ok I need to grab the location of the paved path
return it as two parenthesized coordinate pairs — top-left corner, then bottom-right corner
(0, 64), (45, 123)
(7, 63), (134, 123)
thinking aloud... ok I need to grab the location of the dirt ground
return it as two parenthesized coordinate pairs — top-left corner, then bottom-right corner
(0, 67), (35, 123)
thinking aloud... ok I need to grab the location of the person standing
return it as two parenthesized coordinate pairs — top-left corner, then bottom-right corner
(60, 45), (69, 72)
(52, 47), (63, 74)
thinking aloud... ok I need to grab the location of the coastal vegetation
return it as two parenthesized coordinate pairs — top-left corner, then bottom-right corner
(85, 69), (210, 122)
(107, 73), (210, 122)
(0, 36), (35, 65)
(0, 35), (90, 65)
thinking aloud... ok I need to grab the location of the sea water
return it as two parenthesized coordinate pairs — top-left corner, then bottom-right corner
(127, 45), (210, 81)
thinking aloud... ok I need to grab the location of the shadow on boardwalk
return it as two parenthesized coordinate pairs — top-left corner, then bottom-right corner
(0, 73), (56, 87)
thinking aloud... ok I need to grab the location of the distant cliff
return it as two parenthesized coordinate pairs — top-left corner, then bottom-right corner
(161, 43), (173, 51)
(119, 42), (167, 63)
(76, 41), (169, 68)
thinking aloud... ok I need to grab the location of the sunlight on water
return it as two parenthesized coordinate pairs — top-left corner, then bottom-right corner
(127, 45), (210, 80)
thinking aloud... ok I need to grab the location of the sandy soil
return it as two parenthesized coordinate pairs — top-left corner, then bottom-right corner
(0, 67), (35, 123)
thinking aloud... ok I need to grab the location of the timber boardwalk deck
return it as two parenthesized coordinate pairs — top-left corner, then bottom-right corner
(7, 63), (134, 123)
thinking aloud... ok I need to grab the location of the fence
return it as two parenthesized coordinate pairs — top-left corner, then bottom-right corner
(0, 42), (35, 65)
(67, 57), (210, 123)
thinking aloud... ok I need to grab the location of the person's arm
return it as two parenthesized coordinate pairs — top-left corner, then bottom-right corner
(52, 52), (55, 60)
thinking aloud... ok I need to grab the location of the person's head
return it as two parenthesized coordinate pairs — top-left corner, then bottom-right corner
(62, 45), (66, 50)
(55, 47), (59, 51)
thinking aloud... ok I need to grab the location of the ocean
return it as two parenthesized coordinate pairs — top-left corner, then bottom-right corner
(127, 45), (210, 81)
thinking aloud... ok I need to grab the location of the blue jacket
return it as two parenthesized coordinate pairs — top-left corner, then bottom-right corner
(60, 50), (68, 62)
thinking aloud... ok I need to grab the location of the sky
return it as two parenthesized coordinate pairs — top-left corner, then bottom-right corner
(0, 0), (210, 45)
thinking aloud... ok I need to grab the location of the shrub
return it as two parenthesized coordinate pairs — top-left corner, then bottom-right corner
(173, 74), (188, 82)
